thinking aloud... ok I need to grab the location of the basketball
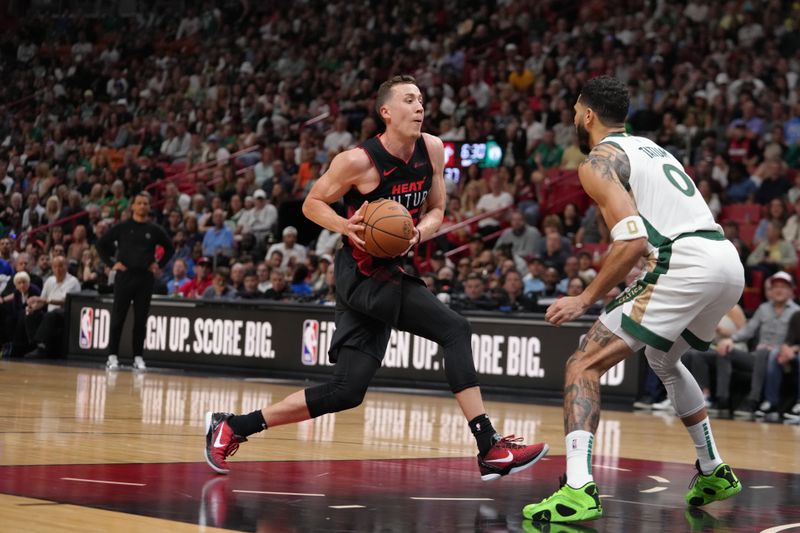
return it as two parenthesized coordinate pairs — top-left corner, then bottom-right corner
(362, 199), (415, 258)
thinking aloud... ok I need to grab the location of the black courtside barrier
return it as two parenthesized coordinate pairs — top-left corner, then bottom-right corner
(65, 293), (638, 401)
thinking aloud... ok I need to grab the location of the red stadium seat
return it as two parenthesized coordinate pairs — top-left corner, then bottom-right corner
(737, 222), (758, 248)
(719, 203), (762, 224)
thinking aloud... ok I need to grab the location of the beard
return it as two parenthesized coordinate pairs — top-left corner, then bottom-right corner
(576, 122), (591, 155)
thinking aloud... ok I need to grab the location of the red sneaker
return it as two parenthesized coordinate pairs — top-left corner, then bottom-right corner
(478, 435), (549, 481)
(205, 412), (247, 474)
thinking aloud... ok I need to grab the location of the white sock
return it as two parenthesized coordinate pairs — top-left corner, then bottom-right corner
(686, 417), (722, 475)
(565, 430), (594, 488)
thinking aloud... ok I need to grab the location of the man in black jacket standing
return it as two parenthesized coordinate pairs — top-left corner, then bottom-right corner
(97, 193), (174, 371)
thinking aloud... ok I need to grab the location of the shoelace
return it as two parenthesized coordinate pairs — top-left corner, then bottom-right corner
(225, 436), (247, 458)
(688, 461), (704, 489)
(496, 435), (526, 449)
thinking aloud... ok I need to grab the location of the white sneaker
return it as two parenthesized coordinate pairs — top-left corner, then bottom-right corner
(782, 403), (800, 421)
(106, 354), (119, 371)
(651, 398), (673, 411)
(132, 356), (147, 371)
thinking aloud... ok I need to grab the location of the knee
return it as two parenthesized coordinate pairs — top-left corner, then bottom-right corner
(334, 383), (367, 411)
(442, 314), (472, 345)
(565, 352), (601, 379)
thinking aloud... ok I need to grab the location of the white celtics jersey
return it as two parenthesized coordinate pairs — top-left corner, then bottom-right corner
(599, 133), (720, 249)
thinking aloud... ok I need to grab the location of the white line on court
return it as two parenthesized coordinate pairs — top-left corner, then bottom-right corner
(60, 477), (145, 487)
(606, 498), (680, 509)
(639, 486), (669, 493)
(233, 490), (325, 497)
(411, 497), (494, 501)
(329, 505), (366, 509)
(647, 475), (670, 483)
(593, 465), (632, 471)
(749, 485), (774, 489)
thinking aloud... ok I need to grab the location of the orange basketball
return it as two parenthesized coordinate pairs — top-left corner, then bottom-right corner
(362, 199), (415, 258)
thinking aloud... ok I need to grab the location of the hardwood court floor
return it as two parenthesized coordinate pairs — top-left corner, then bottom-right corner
(0, 360), (798, 532)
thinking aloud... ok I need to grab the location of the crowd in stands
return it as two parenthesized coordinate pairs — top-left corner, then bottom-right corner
(0, 1), (798, 417)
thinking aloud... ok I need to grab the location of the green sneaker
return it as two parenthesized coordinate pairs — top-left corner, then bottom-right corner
(685, 461), (742, 506)
(523, 476), (603, 523)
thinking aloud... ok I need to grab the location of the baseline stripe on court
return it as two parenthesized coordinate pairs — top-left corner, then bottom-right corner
(233, 490), (325, 497)
(61, 477), (145, 487)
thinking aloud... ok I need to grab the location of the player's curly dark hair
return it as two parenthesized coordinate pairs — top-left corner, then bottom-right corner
(578, 76), (629, 125)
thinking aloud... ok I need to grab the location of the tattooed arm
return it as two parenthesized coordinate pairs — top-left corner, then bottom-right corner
(576, 144), (647, 300)
(545, 143), (648, 325)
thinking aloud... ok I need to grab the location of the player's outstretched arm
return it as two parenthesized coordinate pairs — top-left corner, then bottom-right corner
(546, 144), (647, 325)
(303, 149), (372, 250)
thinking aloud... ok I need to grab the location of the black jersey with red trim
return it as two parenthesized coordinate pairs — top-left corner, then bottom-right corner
(344, 134), (433, 276)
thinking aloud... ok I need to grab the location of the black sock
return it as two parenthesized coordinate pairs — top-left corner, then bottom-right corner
(227, 410), (267, 437)
(469, 414), (499, 456)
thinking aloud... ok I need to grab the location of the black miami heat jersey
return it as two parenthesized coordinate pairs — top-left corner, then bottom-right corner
(346, 134), (433, 223)
(342, 134), (433, 276)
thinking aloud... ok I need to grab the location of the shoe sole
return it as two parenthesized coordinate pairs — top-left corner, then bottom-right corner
(687, 482), (742, 507)
(204, 411), (230, 475)
(481, 443), (549, 482)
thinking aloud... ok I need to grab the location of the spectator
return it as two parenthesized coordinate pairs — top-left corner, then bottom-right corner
(753, 198), (787, 246)
(263, 270), (291, 301)
(202, 268), (236, 300)
(496, 270), (537, 312)
(0, 272), (41, 357)
(757, 308), (800, 420)
(476, 174), (513, 236)
(314, 227), (342, 257)
(577, 252), (597, 285)
(167, 258), (192, 295)
(23, 256), (80, 358)
(494, 210), (542, 260)
(266, 226), (307, 270)
(782, 196), (800, 248)
(11, 253), (42, 291)
(256, 262), (271, 293)
(236, 189), (277, 245)
(237, 270), (263, 300)
(745, 220), (797, 276)
(523, 257), (546, 295)
(66, 225), (90, 263)
(556, 256), (580, 294)
(229, 263), (246, 293)
(76, 248), (105, 291)
(290, 264), (314, 298)
(323, 116), (354, 154)
(180, 257), (214, 298)
(534, 267), (563, 312)
(531, 130), (564, 169)
(716, 272), (799, 418)
(451, 273), (496, 311)
(316, 262), (336, 306)
(202, 209), (235, 260)
(540, 232), (571, 274)
(684, 304), (747, 413)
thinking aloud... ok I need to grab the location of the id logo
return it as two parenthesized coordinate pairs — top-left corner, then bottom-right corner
(78, 307), (111, 350)
(301, 320), (319, 365)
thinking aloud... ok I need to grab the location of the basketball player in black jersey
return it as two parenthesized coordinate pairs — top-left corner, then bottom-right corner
(205, 75), (548, 480)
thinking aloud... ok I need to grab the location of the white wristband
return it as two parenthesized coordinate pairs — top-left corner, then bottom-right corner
(610, 215), (647, 242)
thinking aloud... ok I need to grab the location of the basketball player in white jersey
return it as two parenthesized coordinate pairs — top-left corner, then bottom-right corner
(523, 76), (744, 523)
